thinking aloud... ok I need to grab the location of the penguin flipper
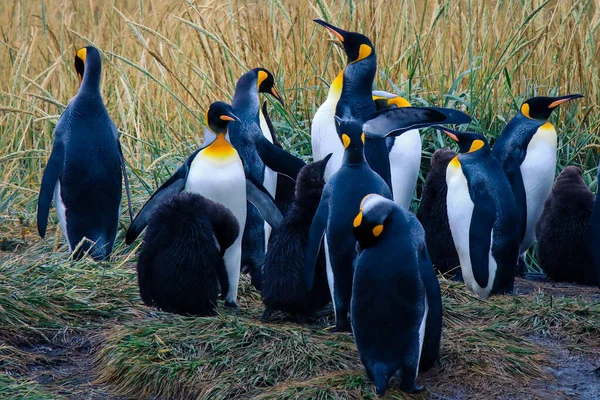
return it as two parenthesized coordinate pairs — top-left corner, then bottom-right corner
(37, 141), (64, 238)
(254, 136), (306, 180)
(117, 140), (134, 223)
(245, 175), (283, 229)
(304, 197), (329, 290)
(262, 101), (281, 147)
(363, 106), (472, 138)
(469, 194), (496, 288)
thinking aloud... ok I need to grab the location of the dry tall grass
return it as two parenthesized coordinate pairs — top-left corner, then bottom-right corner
(1, 0), (599, 234)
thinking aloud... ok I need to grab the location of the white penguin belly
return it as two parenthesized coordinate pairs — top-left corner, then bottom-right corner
(519, 124), (557, 254)
(446, 164), (494, 298)
(323, 236), (336, 316)
(54, 181), (70, 252)
(389, 129), (421, 209)
(311, 99), (343, 181)
(259, 110), (277, 249)
(416, 294), (429, 373)
(186, 155), (247, 304)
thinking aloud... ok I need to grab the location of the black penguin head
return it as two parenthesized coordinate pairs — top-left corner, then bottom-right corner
(353, 194), (396, 248)
(314, 19), (374, 64)
(335, 117), (366, 163)
(254, 68), (284, 105)
(372, 91), (411, 111)
(520, 94), (583, 120)
(74, 46), (102, 88)
(294, 153), (332, 209)
(206, 101), (240, 134)
(434, 126), (489, 154)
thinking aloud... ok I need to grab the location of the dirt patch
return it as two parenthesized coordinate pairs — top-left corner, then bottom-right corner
(515, 277), (600, 300)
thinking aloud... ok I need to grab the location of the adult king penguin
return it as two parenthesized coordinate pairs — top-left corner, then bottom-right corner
(304, 107), (470, 331)
(589, 157), (600, 288)
(441, 127), (520, 298)
(228, 68), (306, 288)
(37, 46), (133, 261)
(352, 194), (442, 395)
(492, 94), (583, 271)
(126, 101), (282, 307)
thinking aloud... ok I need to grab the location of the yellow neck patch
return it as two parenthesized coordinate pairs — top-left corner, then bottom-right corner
(449, 156), (461, 168)
(342, 134), (351, 149)
(469, 139), (484, 153)
(540, 121), (554, 130)
(329, 70), (344, 98)
(202, 134), (237, 159)
(521, 103), (531, 119)
(372, 224), (384, 237)
(388, 96), (411, 108)
(352, 44), (372, 63)
(257, 70), (268, 88)
(353, 211), (363, 228)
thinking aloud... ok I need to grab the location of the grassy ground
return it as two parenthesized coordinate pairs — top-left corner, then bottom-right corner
(1, 0), (600, 398)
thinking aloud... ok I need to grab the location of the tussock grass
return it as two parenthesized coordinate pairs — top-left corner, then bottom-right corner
(0, 373), (57, 400)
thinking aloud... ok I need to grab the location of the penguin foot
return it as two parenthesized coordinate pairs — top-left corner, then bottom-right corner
(224, 300), (238, 309)
(261, 307), (273, 321)
(403, 384), (424, 394)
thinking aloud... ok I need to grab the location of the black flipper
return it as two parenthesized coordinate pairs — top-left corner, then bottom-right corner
(118, 140), (134, 223)
(246, 175), (283, 229)
(254, 135), (306, 180)
(262, 101), (280, 147)
(363, 106), (472, 138)
(37, 140), (64, 238)
(303, 196), (329, 290)
(125, 151), (198, 245)
(468, 191), (496, 288)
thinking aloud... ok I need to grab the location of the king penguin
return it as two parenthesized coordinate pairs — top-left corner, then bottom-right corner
(351, 194), (442, 395)
(126, 101), (283, 307)
(228, 68), (306, 289)
(37, 46), (133, 261)
(492, 94), (583, 271)
(304, 107), (470, 331)
(441, 126), (520, 299)
(588, 157), (600, 288)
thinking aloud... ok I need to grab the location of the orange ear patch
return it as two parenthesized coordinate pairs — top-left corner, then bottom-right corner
(353, 211), (363, 228)
(342, 134), (351, 149)
(257, 70), (268, 87)
(469, 139), (484, 152)
(372, 224), (384, 237)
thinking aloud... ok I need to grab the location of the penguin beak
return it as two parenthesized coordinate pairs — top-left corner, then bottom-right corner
(270, 87), (285, 106)
(220, 112), (241, 123)
(548, 94), (584, 109)
(314, 19), (347, 42)
(432, 125), (459, 142)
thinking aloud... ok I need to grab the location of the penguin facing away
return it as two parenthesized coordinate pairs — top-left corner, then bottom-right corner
(137, 193), (239, 316)
(441, 126), (520, 299)
(588, 158), (600, 288)
(37, 46), (133, 261)
(536, 166), (597, 285)
(492, 94), (583, 267)
(352, 194), (441, 396)
(126, 101), (283, 307)
(228, 68), (306, 290)
(417, 149), (461, 280)
(261, 155), (333, 323)
(372, 90), (422, 209)
(304, 107), (471, 331)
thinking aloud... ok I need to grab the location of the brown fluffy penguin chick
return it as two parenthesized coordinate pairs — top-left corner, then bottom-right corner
(261, 155), (332, 323)
(137, 193), (239, 316)
(417, 149), (461, 279)
(536, 166), (596, 285)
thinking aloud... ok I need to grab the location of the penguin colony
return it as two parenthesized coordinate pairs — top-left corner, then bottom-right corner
(36, 19), (598, 395)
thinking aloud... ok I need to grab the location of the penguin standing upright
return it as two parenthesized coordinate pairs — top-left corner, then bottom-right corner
(351, 194), (442, 396)
(228, 68), (306, 288)
(536, 166), (597, 285)
(37, 46), (133, 261)
(492, 94), (583, 270)
(441, 127), (520, 298)
(137, 193), (239, 316)
(304, 107), (470, 331)
(417, 149), (461, 279)
(262, 155), (333, 322)
(126, 102), (283, 307)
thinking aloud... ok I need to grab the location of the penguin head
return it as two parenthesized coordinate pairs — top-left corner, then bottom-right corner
(314, 19), (374, 64)
(206, 101), (240, 134)
(353, 194), (396, 248)
(74, 46), (102, 89)
(254, 68), (284, 105)
(372, 91), (411, 111)
(520, 94), (583, 120)
(335, 116), (366, 156)
(433, 126), (489, 155)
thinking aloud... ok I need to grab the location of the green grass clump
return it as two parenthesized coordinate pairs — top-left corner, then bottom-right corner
(0, 373), (57, 400)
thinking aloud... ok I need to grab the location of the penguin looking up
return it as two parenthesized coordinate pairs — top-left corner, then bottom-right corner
(351, 194), (442, 396)
(126, 101), (283, 307)
(416, 149), (461, 280)
(536, 166), (597, 285)
(137, 193), (239, 316)
(228, 68), (306, 290)
(441, 126), (520, 299)
(261, 155), (333, 323)
(372, 90), (422, 209)
(492, 94), (584, 272)
(37, 46), (133, 261)
(304, 106), (471, 331)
